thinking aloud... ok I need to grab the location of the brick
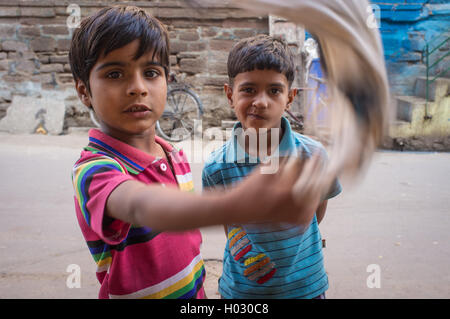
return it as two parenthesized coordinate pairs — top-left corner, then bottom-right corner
(0, 60), (9, 71)
(31, 73), (54, 84)
(37, 54), (50, 64)
(168, 31), (177, 39)
(0, 24), (16, 38)
(170, 19), (221, 28)
(0, 52), (6, 59)
(2, 40), (28, 52)
(201, 27), (219, 38)
(208, 50), (228, 61)
(187, 41), (207, 52)
(179, 30), (200, 41)
(179, 58), (205, 74)
(8, 51), (36, 60)
(222, 19), (268, 30)
(178, 52), (201, 59)
(49, 54), (68, 64)
(215, 30), (234, 40)
(197, 75), (228, 87)
(2, 73), (28, 84)
(156, 7), (199, 19)
(0, 7), (19, 17)
(209, 39), (235, 51)
(206, 50), (228, 75)
(20, 16), (67, 26)
(170, 41), (188, 54)
(170, 55), (177, 66)
(57, 73), (74, 84)
(42, 25), (69, 36)
(30, 37), (56, 52)
(15, 59), (36, 74)
(20, 7), (55, 18)
(22, 51), (37, 60)
(40, 63), (63, 73)
(207, 61), (227, 75)
(18, 26), (41, 37)
(233, 29), (257, 39)
(56, 38), (70, 51)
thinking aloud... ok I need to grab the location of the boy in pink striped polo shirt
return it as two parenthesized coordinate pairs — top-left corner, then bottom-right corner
(69, 5), (323, 299)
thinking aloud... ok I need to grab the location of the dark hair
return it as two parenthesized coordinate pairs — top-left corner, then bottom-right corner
(227, 34), (296, 87)
(69, 6), (170, 94)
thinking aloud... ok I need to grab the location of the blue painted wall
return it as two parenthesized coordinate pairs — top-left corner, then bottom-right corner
(370, 0), (449, 95)
(306, 1), (449, 96)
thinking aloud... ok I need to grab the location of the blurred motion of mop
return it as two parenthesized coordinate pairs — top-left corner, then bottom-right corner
(194, 0), (391, 198)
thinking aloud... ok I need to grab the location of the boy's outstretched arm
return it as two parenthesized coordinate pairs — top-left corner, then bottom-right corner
(106, 179), (229, 231)
(106, 154), (324, 232)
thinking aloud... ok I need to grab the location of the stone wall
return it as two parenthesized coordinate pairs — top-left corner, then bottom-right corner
(0, 0), (269, 132)
(269, 15), (305, 117)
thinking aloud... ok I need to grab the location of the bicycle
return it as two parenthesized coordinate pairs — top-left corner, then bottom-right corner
(89, 72), (204, 142)
(156, 73), (204, 142)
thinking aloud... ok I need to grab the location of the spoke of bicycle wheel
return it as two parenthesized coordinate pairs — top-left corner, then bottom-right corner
(168, 94), (179, 113)
(173, 92), (188, 113)
(162, 111), (175, 117)
(180, 93), (189, 113)
(180, 119), (193, 131)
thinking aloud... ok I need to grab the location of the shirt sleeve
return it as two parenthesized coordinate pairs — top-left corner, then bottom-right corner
(72, 154), (134, 245)
(300, 138), (342, 201)
(201, 166), (215, 191)
(317, 145), (342, 200)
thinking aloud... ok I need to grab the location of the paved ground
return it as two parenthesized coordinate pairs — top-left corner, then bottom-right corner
(0, 131), (449, 299)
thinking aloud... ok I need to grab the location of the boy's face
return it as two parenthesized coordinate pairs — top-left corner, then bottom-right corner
(224, 69), (297, 133)
(76, 39), (167, 141)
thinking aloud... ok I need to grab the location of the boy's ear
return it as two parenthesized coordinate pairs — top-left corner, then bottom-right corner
(224, 83), (234, 108)
(75, 80), (92, 108)
(286, 88), (298, 111)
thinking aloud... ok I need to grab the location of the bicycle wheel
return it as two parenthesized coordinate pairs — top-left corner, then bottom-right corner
(157, 87), (203, 142)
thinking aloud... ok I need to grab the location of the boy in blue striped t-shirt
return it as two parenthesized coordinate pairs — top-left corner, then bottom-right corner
(202, 35), (341, 299)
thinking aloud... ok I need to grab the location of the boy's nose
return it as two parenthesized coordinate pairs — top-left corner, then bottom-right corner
(252, 93), (269, 108)
(127, 74), (148, 97)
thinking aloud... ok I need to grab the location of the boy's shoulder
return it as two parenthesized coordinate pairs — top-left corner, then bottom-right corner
(73, 142), (132, 179)
(291, 131), (326, 154)
(203, 140), (232, 173)
(202, 130), (327, 169)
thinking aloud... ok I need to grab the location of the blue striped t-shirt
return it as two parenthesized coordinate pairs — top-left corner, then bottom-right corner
(202, 117), (341, 299)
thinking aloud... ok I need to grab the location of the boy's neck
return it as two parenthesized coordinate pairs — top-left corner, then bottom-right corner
(103, 128), (165, 159)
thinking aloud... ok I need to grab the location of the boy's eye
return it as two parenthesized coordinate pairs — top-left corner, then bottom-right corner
(144, 69), (160, 78)
(241, 87), (255, 94)
(270, 88), (282, 95)
(106, 71), (122, 79)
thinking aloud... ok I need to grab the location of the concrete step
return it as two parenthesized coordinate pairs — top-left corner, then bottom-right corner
(414, 76), (450, 101)
(395, 95), (427, 122)
(392, 120), (410, 126)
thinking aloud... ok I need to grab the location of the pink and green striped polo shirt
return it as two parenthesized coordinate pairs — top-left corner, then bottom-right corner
(72, 129), (205, 299)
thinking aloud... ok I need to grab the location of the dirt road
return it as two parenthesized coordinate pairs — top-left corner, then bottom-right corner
(0, 132), (448, 298)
